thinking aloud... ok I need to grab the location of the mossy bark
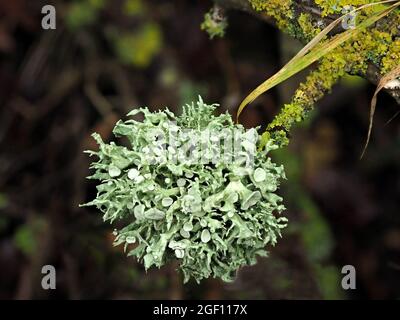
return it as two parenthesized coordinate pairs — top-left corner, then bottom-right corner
(214, 0), (400, 146)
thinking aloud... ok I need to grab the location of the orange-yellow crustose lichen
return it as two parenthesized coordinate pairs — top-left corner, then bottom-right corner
(248, 0), (400, 146)
(297, 13), (322, 39)
(381, 39), (400, 73)
(314, 0), (384, 16)
(249, 0), (293, 31)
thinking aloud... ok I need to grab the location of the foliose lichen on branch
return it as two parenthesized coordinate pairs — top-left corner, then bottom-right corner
(82, 97), (287, 283)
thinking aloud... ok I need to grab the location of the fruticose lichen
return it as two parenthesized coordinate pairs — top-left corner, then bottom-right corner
(248, 0), (400, 147)
(83, 97), (287, 283)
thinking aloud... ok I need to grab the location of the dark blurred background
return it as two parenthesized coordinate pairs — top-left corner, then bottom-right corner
(0, 0), (399, 299)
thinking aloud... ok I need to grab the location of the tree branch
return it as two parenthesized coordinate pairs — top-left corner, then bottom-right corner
(214, 0), (400, 104)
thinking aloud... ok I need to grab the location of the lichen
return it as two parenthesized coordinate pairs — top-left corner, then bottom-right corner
(382, 38), (400, 74)
(315, 0), (372, 16)
(201, 7), (228, 39)
(83, 97), (287, 283)
(297, 13), (322, 39)
(250, 0), (293, 32)
(247, 0), (400, 147)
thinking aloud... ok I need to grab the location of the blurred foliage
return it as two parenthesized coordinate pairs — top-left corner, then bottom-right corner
(111, 23), (162, 67)
(65, 0), (106, 30)
(178, 81), (208, 107)
(0, 193), (7, 209)
(0, 216), (8, 234)
(65, 0), (162, 68)
(13, 217), (47, 257)
(124, 0), (146, 16)
(274, 144), (343, 299)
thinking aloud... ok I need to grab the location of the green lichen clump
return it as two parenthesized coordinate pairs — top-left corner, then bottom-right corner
(201, 7), (228, 39)
(248, 0), (400, 147)
(83, 97), (287, 283)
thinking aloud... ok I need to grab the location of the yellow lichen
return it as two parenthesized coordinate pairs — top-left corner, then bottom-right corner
(249, 0), (293, 31)
(266, 55), (345, 146)
(382, 39), (400, 74)
(297, 13), (321, 39)
(314, 0), (382, 17)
